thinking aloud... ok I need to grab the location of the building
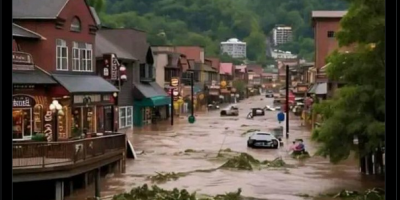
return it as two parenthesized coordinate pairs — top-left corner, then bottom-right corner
(219, 63), (235, 103)
(272, 25), (293, 46)
(12, 0), (125, 199)
(270, 49), (297, 59)
(220, 38), (247, 58)
(234, 65), (249, 99)
(311, 10), (349, 98)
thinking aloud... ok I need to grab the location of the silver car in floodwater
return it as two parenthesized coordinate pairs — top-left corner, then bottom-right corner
(220, 104), (239, 116)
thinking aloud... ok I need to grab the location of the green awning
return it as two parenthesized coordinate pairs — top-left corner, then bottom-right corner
(134, 96), (171, 107)
(308, 84), (318, 94)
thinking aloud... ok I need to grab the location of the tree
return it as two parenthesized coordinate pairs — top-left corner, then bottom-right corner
(87, 0), (106, 13)
(311, 0), (385, 163)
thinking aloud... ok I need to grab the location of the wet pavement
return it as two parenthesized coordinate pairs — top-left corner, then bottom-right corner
(68, 96), (384, 200)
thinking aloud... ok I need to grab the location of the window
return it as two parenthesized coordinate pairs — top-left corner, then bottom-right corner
(327, 31), (335, 38)
(119, 106), (133, 128)
(13, 109), (32, 139)
(140, 64), (154, 79)
(56, 39), (68, 70)
(70, 17), (81, 32)
(72, 42), (93, 72)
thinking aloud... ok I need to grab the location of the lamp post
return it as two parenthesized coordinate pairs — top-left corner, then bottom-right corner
(170, 89), (179, 126)
(49, 100), (62, 141)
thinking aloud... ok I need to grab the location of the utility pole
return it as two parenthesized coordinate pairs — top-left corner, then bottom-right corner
(286, 65), (290, 139)
(191, 73), (194, 117)
(170, 88), (174, 126)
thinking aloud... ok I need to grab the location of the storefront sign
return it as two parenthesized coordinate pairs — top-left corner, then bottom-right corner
(13, 85), (35, 90)
(12, 95), (35, 108)
(297, 85), (308, 93)
(12, 52), (33, 65)
(220, 81), (227, 88)
(44, 111), (53, 142)
(209, 90), (219, 96)
(170, 77), (179, 87)
(231, 88), (237, 93)
(220, 88), (230, 94)
(103, 54), (120, 80)
(209, 85), (220, 90)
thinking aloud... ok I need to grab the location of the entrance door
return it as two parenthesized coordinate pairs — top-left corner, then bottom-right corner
(12, 108), (32, 139)
(82, 107), (94, 133)
(104, 106), (113, 132)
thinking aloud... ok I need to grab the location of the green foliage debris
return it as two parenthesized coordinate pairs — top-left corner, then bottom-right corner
(147, 172), (186, 184)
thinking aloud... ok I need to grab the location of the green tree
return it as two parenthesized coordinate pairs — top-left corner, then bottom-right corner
(312, 0), (385, 163)
(87, 0), (106, 13)
(244, 31), (266, 61)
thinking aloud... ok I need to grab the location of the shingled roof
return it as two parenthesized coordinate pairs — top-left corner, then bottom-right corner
(13, 0), (68, 19)
(12, 23), (45, 39)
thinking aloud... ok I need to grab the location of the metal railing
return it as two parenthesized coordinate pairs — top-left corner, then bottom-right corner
(12, 133), (126, 168)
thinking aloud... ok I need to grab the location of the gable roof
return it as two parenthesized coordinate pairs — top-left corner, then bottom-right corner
(90, 7), (101, 26)
(13, 0), (98, 26)
(13, 0), (69, 19)
(95, 32), (137, 61)
(247, 64), (263, 75)
(97, 29), (151, 63)
(12, 23), (46, 40)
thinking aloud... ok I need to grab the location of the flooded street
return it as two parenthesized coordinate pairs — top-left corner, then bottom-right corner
(68, 96), (383, 200)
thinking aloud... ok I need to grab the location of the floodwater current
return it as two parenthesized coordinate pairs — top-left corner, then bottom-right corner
(67, 96), (384, 200)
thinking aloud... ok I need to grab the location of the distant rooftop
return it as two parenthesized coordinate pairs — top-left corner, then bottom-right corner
(221, 38), (246, 44)
(312, 11), (347, 18)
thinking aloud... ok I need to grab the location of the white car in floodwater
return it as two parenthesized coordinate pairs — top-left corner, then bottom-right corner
(247, 132), (280, 149)
(220, 104), (239, 116)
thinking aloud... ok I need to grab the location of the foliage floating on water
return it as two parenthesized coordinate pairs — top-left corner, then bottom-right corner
(291, 151), (311, 160)
(147, 172), (186, 183)
(323, 188), (385, 200)
(185, 149), (205, 153)
(219, 153), (287, 170)
(112, 184), (243, 200)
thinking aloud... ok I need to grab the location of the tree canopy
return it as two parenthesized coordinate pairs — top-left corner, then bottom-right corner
(92, 0), (347, 63)
(311, 0), (385, 163)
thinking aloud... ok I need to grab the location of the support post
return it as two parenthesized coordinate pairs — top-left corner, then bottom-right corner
(170, 88), (174, 126)
(55, 180), (64, 200)
(191, 73), (194, 116)
(285, 65), (290, 139)
(94, 168), (100, 198)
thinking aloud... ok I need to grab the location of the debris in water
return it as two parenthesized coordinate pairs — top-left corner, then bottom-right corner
(111, 184), (243, 200)
(291, 151), (311, 160)
(184, 149), (204, 153)
(322, 188), (385, 200)
(220, 153), (260, 171)
(147, 172), (186, 183)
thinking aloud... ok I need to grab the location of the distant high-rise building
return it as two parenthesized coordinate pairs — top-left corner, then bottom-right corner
(220, 38), (247, 58)
(272, 26), (293, 46)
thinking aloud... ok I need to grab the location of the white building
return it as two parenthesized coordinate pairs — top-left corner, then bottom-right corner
(272, 26), (293, 46)
(220, 38), (247, 58)
(270, 49), (297, 59)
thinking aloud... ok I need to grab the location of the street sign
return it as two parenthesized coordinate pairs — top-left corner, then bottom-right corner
(277, 112), (285, 123)
(188, 115), (196, 123)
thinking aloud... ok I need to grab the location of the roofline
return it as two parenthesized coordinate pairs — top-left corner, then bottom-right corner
(12, 23), (47, 40)
(100, 27), (146, 33)
(56, 0), (70, 18)
(13, 17), (57, 19)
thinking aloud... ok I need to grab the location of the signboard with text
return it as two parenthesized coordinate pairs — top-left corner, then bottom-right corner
(12, 94), (36, 108)
(12, 52), (35, 71)
(102, 54), (120, 81)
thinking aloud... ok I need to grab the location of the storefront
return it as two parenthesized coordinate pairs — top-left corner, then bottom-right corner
(12, 51), (58, 141)
(133, 82), (171, 126)
(51, 74), (119, 138)
(207, 83), (221, 104)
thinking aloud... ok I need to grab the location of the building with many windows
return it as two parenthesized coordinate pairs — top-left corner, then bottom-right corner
(220, 38), (247, 58)
(272, 25), (293, 46)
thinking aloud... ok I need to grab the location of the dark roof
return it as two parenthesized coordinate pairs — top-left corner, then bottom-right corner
(97, 29), (151, 63)
(95, 32), (137, 61)
(133, 82), (168, 100)
(13, 67), (57, 84)
(52, 74), (118, 93)
(13, 0), (68, 19)
(12, 24), (44, 39)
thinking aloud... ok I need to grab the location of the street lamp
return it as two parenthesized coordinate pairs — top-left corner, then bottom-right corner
(50, 100), (62, 141)
(170, 88), (179, 126)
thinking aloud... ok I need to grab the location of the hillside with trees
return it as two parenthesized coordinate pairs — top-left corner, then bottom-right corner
(91, 0), (348, 64)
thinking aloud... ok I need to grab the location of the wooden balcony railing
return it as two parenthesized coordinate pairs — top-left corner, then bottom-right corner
(12, 133), (126, 169)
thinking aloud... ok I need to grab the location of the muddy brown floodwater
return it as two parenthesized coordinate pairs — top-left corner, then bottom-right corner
(67, 96), (384, 200)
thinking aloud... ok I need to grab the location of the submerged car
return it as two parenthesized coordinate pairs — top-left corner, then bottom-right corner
(265, 90), (274, 98)
(247, 132), (280, 148)
(220, 105), (239, 116)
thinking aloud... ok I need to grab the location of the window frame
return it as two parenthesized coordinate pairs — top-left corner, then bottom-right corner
(327, 31), (335, 38)
(72, 42), (93, 72)
(70, 17), (82, 32)
(119, 106), (133, 129)
(56, 39), (68, 71)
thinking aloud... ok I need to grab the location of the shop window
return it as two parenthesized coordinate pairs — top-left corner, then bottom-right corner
(140, 64), (154, 79)
(12, 109), (32, 140)
(56, 39), (68, 71)
(72, 42), (93, 72)
(119, 106), (133, 129)
(327, 31), (335, 38)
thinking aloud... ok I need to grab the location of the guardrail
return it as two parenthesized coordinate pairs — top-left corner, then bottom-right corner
(12, 133), (126, 168)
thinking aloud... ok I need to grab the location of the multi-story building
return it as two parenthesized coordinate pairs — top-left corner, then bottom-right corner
(220, 38), (247, 58)
(270, 49), (297, 59)
(12, 0), (125, 199)
(272, 25), (293, 46)
(311, 10), (349, 98)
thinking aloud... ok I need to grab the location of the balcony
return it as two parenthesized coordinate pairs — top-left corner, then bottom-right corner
(13, 133), (126, 181)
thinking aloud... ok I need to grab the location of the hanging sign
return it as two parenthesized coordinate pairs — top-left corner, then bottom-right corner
(12, 95), (36, 108)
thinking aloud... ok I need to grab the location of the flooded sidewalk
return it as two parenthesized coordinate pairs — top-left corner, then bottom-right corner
(67, 96), (384, 200)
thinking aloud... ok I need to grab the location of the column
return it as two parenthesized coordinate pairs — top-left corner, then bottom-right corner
(55, 180), (64, 200)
